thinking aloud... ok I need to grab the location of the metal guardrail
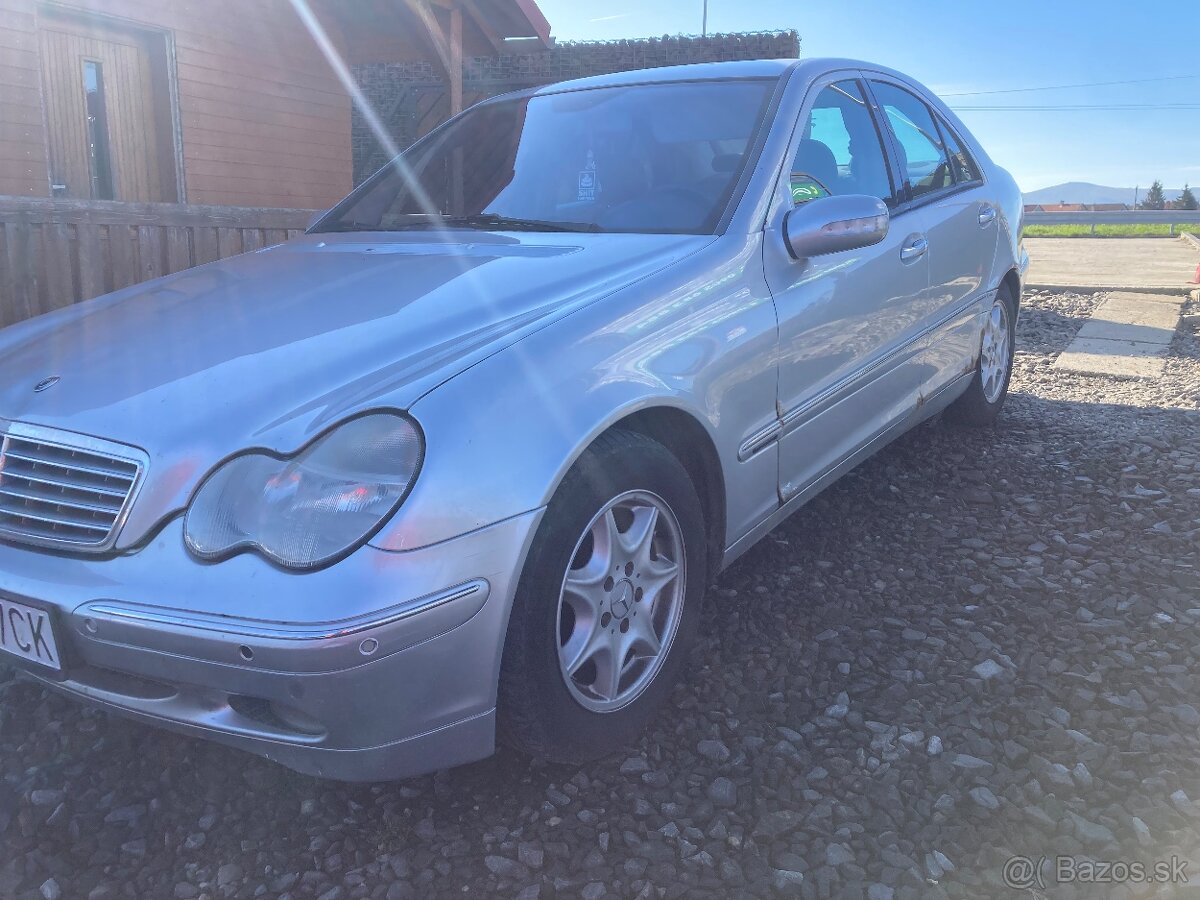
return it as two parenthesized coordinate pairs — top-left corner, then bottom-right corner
(1026, 210), (1200, 230)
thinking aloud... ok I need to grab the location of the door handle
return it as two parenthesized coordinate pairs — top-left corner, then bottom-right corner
(900, 237), (928, 262)
(978, 205), (997, 226)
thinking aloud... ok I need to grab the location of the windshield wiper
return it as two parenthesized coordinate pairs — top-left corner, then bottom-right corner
(312, 221), (408, 233)
(315, 214), (600, 234)
(434, 214), (600, 233)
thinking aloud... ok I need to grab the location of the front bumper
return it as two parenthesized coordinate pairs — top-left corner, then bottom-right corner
(0, 510), (543, 781)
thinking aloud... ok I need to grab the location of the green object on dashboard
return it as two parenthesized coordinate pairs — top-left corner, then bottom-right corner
(790, 174), (829, 204)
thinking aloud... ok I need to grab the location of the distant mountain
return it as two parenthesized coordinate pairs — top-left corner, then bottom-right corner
(1024, 182), (1191, 206)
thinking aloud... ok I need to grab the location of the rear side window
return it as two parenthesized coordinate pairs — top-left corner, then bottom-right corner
(937, 116), (983, 184)
(869, 81), (953, 199)
(791, 80), (897, 207)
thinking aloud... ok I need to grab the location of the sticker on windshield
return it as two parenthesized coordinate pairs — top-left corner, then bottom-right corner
(577, 170), (596, 202)
(578, 150), (598, 202)
(790, 173), (829, 204)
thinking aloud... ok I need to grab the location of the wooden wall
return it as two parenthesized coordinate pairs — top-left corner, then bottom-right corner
(0, 0), (50, 198)
(0, 0), (354, 209)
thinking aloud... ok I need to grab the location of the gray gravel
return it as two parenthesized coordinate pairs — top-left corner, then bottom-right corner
(3, 290), (1200, 899)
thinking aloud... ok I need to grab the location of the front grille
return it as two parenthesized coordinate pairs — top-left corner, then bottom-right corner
(0, 425), (145, 551)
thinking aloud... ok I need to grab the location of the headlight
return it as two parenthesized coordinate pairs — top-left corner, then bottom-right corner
(184, 413), (423, 570)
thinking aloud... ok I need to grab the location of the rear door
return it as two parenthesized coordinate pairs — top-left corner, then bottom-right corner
(763, 74), (931, 503)
(867, 78), (999, 396)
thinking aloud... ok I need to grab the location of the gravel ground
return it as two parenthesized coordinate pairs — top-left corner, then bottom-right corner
(3, 290), (1200, 900)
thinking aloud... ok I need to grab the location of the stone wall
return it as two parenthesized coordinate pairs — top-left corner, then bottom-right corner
(351, 31), (800, 184)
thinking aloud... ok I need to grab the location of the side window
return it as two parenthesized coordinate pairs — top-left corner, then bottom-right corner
(870, 81), (952, 199)
(790, 80), (896, 207)
(937, 116), (982, 184)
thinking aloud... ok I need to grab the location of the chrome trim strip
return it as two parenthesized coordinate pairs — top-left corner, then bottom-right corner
(780, 363), (972, 504)
(0, 503), (112, 532)
(0, 485), (123, 514)
(0, 420), (149, 553)
(779, 294), (987, 434)
(737, 293), (989, 462)
(780, 341), (914, 432)
(7, 470), (130, 497)
(2, 448), (137, 479)
(81, 579), (489, 641)
(737, 420), (783, 462)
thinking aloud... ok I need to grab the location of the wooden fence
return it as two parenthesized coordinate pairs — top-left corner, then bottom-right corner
(0, 198), (316, 327)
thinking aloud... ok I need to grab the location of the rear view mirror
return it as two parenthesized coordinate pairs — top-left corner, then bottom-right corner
(783, 194), (889, 260)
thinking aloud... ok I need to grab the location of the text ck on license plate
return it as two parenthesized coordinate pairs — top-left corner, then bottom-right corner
(0, 597), (61, 670)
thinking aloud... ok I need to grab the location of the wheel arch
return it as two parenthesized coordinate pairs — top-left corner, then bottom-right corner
(1001, 267), (1021, 311)
(599, 405), (727, 580)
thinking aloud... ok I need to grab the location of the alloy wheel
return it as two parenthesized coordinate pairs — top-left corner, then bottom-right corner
(980, 297), (1012, 404)
(555, 490), (686, 713)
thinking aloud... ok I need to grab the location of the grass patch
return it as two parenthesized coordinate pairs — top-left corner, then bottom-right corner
(1025, 223), (1200, 237)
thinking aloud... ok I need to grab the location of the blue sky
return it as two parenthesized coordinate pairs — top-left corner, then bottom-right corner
(536, 0), (1200, 196)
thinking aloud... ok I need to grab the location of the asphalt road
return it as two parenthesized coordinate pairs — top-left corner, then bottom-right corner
(2, 288), (1200, 900)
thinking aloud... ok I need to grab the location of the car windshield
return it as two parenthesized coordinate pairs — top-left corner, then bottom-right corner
(317, 79), (777, 236)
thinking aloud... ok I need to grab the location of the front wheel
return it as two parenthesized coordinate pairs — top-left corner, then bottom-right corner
(945, 284), (1017, 427)
(497, 430), (707, 763)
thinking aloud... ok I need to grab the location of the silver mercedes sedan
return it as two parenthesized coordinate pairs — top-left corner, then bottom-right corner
(0, 59), (1025, 780)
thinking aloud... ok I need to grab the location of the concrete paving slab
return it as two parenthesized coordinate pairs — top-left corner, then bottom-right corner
(1076, 320), (1175, 344)
(1051, 290), (1184, 379)
(1075, 293), (1185, 344)
(1092, 292), (1188, 317)
(1054, 341), (1167, 379)
(1059, 336), (1168, 358)
(1025, 238), (1199, 293)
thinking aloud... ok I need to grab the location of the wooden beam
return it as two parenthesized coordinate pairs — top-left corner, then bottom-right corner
(462, 0), (504, 53)
(404, 1), (464, 112)
(405, 0), (452, 76)
(513, 0), (552, 46)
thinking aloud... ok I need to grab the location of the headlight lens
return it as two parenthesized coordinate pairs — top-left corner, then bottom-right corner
(184, 413), (423, 570)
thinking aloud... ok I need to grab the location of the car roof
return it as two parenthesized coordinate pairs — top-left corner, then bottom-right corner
(531, 58), (797, 95)
(529, 57), (908, 96)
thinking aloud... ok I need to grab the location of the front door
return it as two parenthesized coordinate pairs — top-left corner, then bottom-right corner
(763, 76), (931, 502)
(38, 14), (172, 202)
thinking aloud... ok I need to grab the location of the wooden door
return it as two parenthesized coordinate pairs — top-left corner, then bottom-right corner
(38, 19), (166, 202)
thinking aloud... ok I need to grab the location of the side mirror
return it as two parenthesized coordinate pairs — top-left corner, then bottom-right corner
(783, 194), (889, 260)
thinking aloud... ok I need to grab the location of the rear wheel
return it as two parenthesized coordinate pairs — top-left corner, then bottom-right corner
(945, 284), (1017, 426)
(498, 430), (706, 763)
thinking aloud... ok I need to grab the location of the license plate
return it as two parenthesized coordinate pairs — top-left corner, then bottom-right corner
(0, 597), (61, 671)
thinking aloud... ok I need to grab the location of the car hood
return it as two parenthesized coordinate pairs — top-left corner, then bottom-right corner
(0, 230), (709, 547)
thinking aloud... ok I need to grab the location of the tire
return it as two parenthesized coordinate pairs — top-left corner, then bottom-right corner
(497, 429), (707, 763)
(945, 283), (1017, 427)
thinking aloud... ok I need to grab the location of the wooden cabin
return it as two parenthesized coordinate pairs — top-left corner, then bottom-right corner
(0, 0), (550, 209)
